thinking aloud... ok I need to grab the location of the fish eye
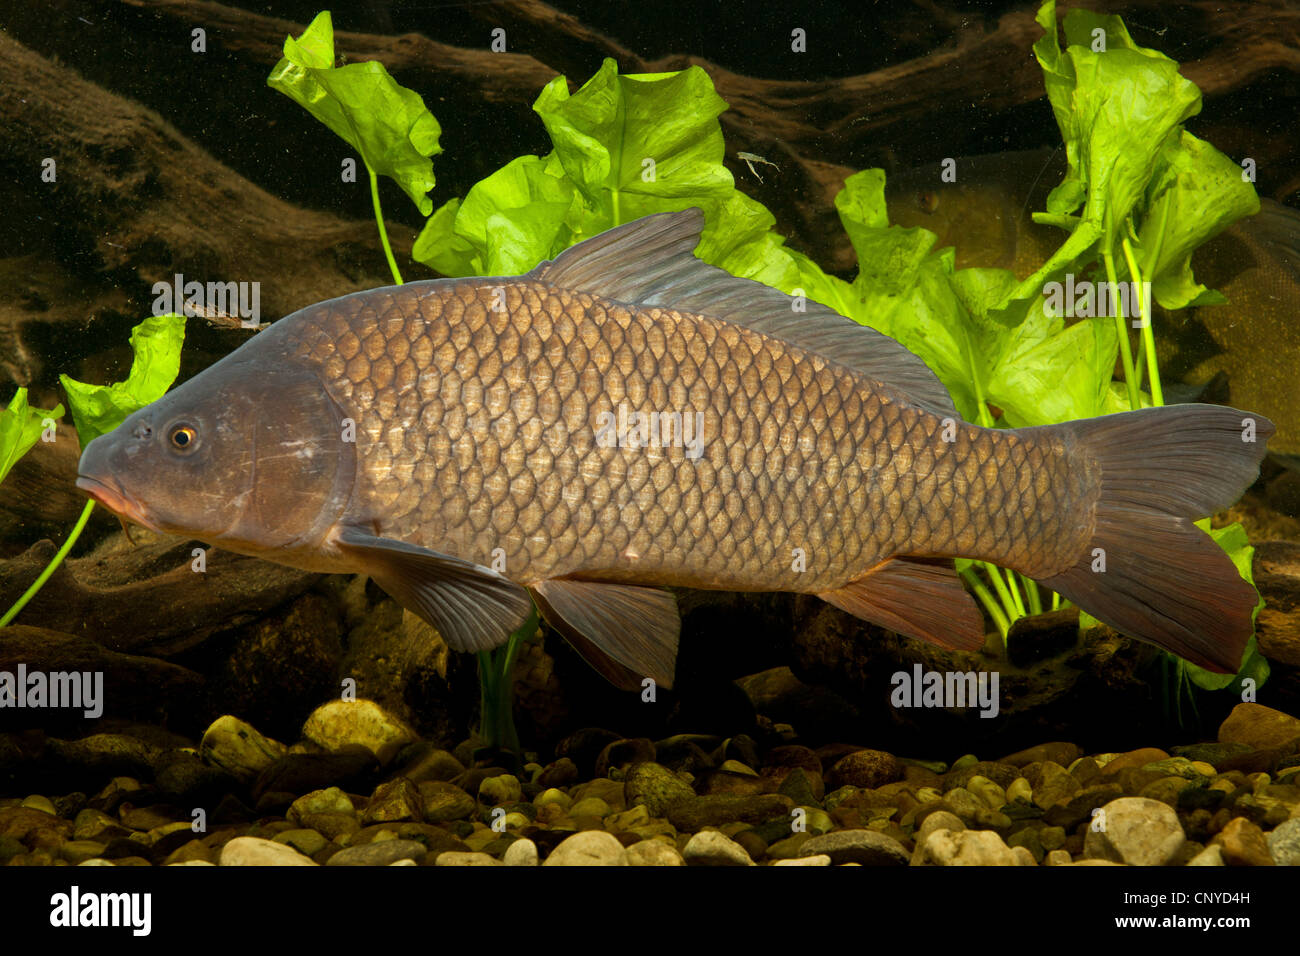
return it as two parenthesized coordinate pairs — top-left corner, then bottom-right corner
(169, 423), (199, 452)
(918, 190), (939, 214)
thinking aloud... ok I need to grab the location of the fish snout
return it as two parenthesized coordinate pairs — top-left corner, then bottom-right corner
(76, 433), (154, 529)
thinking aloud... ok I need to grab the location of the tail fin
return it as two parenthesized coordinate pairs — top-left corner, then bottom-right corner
(1038, 404), (1273, 672)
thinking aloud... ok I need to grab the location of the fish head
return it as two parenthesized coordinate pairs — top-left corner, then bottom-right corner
(76, 354), (355, 557)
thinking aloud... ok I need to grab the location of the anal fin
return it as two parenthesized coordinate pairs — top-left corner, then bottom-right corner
(819, 557), (986, 651)
(530, 579), (680, 691)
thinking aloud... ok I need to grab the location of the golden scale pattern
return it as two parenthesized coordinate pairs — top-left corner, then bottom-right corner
(281, 280), (1092, 590)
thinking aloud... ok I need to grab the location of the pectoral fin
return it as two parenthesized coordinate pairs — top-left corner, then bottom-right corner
(337, 530), (534, 653)
(530, 579), (680, 691)
(819, 557), (986, 651)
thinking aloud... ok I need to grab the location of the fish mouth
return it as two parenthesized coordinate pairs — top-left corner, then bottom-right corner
(75, 475), (158, 532)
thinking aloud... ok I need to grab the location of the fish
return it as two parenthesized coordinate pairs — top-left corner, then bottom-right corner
(75, 209), (1274, 687)
(886, 148), (1300, 466)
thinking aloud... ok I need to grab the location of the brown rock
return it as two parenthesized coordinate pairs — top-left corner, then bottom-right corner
(363, 778), (424, 824)
(1218, 703), (1300, 753)
(0, 806), (73, 846)
(999, 742), (1083, 768)
(1098, 748), (1170, 777)
(827, 749), (900, 790)
(1212, 817), (1276, 866)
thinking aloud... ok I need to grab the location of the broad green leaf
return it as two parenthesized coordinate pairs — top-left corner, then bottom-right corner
(0, 389), (63, 485)
(532, 59), (733, 224)
(60, 314), (186, 446)
(1033, 1), (1201, 253)
(414, 198), (479, 277)
(1133, 130), (1260, 309)
(988, 311), (1118, 426)
(268, 11), (442, 215)
(414, 155), (578, 276)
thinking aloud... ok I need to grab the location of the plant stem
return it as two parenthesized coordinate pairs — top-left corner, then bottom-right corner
(960, 566), (1010, 640)
(475, 608), (538, 755)
(1121, 235), (1162, 407)
(0, 500), (95, 627)
(979, 561), (1021, 622)
(1103, 249), (1140, 409)
(1024, 574), (1043, 616)
(369, 166), (404, 286)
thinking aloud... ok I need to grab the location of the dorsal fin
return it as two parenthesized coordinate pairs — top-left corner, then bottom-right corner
(528, 208), (959, 418)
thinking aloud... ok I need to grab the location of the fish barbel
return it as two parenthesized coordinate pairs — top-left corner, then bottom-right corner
(76, 209), (1273, 686)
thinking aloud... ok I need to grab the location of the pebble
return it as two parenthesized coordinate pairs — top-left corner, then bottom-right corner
(543, 830), (629, 866)
(1212, 817), (1275, 866)
(435, 851), (502, 866)
(1219, 703), (1300, 751)
(773, 854), (831, 866)
(570, 797), (612, 817)
(1172, 742), (1252, 766)
(1083, 797), (1185, 865)
(1187, 844), (1225, 866)
(1005, 777), (1033, 805)
(220, 836), (317, 866)
(593, 738), (656, 777)
(301, 699), (417, 765)
(198, 715), (286, 782)
(274, 828), (327, 857)
(1142, 757), (1206, 780)
(999, 742), (1082, 768)
(503, 838), (539, 866)
(20, 794), (57, 815)
(1267, 818), (1300, 866)
(605, 806), (651, 832)
(917, 810), (965, 841)
(916, 828), (1019, 865)
(1010, 846), (1037, 866)
(73, 809), (129, 842)
(1044, 849), (1072, 866)
(827, 750), (900, 789)
(966, 775), (1007, 810)
(478, 774), (522, 806)
(394, 746), (464, 784)
(299, 811), (359, 841)
(60, 840), (108, 865)
(1098, 748), (1170, 778)
(327, 839), (427, 866)
(289, 787), (355, 824)
(799, 829), (909, 866)
(420, 782), (476, 822)
(626, 840), (686, 866)
(683, 830), (755, 866)
(362, 778), (423, 824)
(666, 794), (793, 831)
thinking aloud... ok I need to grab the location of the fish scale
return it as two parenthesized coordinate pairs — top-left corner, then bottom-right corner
(280, 278), (1087, 593)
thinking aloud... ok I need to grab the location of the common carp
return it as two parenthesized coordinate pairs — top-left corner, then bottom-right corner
(75, 209), (1273, 686)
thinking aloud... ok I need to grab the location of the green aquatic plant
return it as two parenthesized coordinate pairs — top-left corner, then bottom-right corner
(265, 5), (1268, 741)
(1, 314), (186, 627)
(0, 389), (63, 485)
(268, 10), (442, 285)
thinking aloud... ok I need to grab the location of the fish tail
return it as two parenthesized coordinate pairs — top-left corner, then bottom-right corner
(1036, 404), (1273, 672)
